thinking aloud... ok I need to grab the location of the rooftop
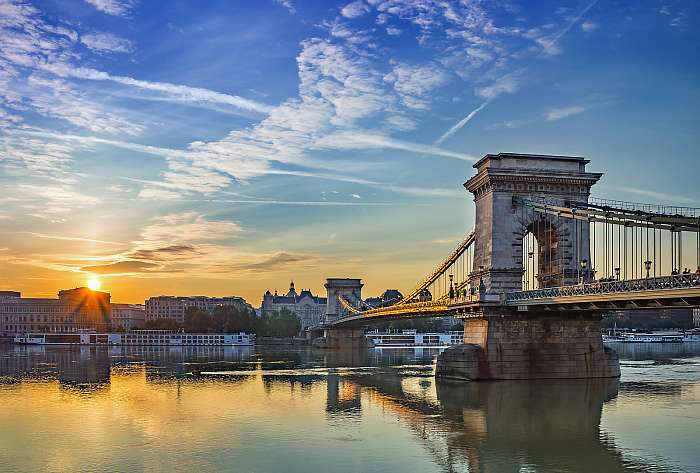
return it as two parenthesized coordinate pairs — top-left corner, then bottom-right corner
(473, 152), (590, 169)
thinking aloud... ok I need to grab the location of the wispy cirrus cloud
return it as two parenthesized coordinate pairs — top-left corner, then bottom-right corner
(83, 0), (135, 17)
(80, 32), (133, 54)
(313, 131), (477, 161)
(274, 0), (295, 15)
(17, 183), (100, 221)
(43, 63), (273, 115)
(545, 104), (592, 121)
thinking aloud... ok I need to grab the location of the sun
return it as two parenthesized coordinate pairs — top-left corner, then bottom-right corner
(87, 277), (101, 291)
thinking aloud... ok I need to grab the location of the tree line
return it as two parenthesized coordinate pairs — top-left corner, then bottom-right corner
(138, 306), (301, 337)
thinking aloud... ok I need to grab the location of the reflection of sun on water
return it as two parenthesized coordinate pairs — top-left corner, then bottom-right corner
(87, 277), (101, 291)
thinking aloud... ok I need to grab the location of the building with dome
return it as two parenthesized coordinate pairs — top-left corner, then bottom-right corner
(260, 281), (327, 330)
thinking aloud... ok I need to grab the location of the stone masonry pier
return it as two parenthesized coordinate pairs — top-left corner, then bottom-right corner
(436, 313), (620, 380)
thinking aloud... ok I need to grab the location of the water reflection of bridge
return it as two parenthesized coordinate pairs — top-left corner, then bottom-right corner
(0, 346), (690, 472)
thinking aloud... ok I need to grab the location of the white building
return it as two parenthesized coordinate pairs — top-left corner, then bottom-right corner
(261, 282), (327, 330)
(145, 295), (252, 324)
(111, 304), (145, 331)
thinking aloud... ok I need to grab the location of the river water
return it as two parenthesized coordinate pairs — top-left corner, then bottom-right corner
(0, 342), (698, 473)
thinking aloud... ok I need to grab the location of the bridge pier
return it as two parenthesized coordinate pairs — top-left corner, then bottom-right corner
(312, 328), (372, 349)
(436, 312), (620, 380)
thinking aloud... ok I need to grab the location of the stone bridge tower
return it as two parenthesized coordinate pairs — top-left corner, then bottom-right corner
(437, 153), (619, 381)
(464, 153), (602, 295)
(324, 278), (363, 323)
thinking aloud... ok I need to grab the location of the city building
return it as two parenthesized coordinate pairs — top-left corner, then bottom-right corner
(111, 304), (146, 331)
(145, 295), (252, 324)
(0, 288), (111, 336)
(694, 308), (700, 328)
(364, 289), (403, 308)
(261, 281), (327, 330)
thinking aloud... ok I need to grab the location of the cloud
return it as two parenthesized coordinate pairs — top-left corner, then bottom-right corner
(314, 131), (478, 161)
(544, 104), (591, 121)
(616, 187), (695, 205)
(383, 115), (417, 131)
(81, 260), (159, 274)
(235, 252), (321, 272)
(435, 101), (488, 145)
(80, 32), (133, 53)
(274, 0), (295, 14)
(341, 1), (370, 19)
(0, 2), (146, 135)
(383, 63), (451, 109)
(129, 245), (200, 261)
(475, 71), (521, 100)
(138, 212), (242, 246)
(17, 184), (100, 220)
(386, 27), (402, 35)
(537, 0), (599, 55)
(44, 63), (273, 115)
(19, 232), (120, 245)
(432, 235), (461, 244)
(83, 0), (135, 16)
(25, 74), (144, 135)
(580, 21), (597, 32)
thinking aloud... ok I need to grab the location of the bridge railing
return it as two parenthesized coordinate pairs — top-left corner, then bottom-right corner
(505, 273), (700, 302)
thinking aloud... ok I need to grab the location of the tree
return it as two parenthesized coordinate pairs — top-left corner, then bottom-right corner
(184, 307), (213, 333)
(141, 318), (181, 331)
(212, 306), (257, 333)
(256, 309), (301, 337)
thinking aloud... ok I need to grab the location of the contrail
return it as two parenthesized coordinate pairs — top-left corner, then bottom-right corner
(540, 0), (600, 54)
(434, 101), (489, 145)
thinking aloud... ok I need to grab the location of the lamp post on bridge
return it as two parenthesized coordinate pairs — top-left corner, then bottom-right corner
(644, 260), (652, 288)
(478, 265), (486, 299)
(614, 267), (620, 281)
(449, 274), (454, 301)
(580, 259), (588, 285)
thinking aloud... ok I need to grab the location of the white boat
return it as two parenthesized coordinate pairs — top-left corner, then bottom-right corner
(603, 332), (685, 343)
(13, 331), (254, 346)
(367, 331), (463, 348)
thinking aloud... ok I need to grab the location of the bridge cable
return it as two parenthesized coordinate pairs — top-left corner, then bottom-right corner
(680, 230), (683, 271)
(697, 221), (700, 269)
(592, 217), (596, 281)
(624, 222), (628, 280)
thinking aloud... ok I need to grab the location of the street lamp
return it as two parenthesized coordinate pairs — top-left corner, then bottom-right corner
(478, 265), (485, 296)
(449, 274), (454, 300)
(644, 260), (652, 279)
(614, 267), (620, 281)
(580, 259), (588, 285)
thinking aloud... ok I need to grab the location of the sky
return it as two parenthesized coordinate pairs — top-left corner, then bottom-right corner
(0, 0), (698, 304)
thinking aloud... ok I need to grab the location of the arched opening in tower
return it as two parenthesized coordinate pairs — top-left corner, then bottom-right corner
(522, 216), (563, 289)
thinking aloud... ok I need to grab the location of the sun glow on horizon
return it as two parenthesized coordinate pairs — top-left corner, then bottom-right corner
(87, 277), (101, 291)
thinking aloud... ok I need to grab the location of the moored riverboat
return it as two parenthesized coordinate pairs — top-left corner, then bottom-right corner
(367, 330), (463, 348)
(13, 330), (254, 346)
(603, 332), (700, 343)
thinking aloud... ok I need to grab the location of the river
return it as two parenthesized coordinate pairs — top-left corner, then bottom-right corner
(0, 342), (698, 472)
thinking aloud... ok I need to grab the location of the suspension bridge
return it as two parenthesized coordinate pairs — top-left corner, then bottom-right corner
(315, 153), (700, 380)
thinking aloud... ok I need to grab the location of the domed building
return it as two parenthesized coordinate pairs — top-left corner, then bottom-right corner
(260, 281), (327, 330)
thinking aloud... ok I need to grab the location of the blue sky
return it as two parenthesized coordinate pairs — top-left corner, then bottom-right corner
(0, 0), (698, 303)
